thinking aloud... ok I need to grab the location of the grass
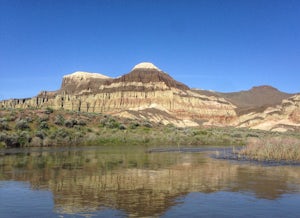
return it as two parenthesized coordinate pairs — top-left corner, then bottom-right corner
(239, 137), (300, 162)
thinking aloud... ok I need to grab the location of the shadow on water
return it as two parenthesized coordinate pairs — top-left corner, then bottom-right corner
(1, 146), (300, 217)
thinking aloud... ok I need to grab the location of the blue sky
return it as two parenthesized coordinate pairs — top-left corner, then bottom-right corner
(1, 0), (300, 100)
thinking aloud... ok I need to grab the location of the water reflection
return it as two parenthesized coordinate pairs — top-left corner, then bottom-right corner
(0, 146), (300, 217)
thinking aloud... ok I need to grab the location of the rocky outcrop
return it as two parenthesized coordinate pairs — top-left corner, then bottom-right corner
(0, 62), (237, 127)
(234, 94), (300, 132)
(1, 62), (299, 131)
(60, 71), (112, 95)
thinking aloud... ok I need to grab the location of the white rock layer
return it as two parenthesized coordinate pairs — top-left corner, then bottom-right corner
(132, 62), (161, 71)
(64, 71), (111, 80)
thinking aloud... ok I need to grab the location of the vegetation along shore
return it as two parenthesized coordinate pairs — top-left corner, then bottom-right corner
(0, 108), (299, 164)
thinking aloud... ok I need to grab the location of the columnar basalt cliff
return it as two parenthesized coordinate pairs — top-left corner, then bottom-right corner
(0, 62), (237, 127)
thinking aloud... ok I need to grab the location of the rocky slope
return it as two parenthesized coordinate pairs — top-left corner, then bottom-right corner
(193, 85), (293, 115)
(233, 94), (300, 132)
(0, 62), (237, 127)
(217, 86), (293, 115)
(0, 62), (299, 131)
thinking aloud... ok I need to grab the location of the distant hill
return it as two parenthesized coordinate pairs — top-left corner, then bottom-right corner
(193, 86), (293, 115)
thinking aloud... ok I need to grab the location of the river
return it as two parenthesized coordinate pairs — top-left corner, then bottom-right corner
(0, 146), (300, 217)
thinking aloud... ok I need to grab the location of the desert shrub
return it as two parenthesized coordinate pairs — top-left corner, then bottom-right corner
(100, 118), (120, 129)
(2, 134), (19, 147)
(35, 130), (46, 139)
(45, 107), (54, 114)
(231, 132), (242, 138)
(15, 119), (30, 130)
(87, 128), (93, 132)
(65, 119), (78, 128)
(142, 121), (152, 128)
(119, 124), (126, 130)
(0, 132), (7, 143)
(0, 141), (6, 148)
(30, 137), (43, 147)
(246, 133), (260, 138)
(54, 114), (65, 126)
(43, 137), (52, 147)
(39, 121), (49, 130)
(17, 131), (31, 147)
(51, 128), (69, 139)
(129, 122), (140, 129)
(0, 131), (30, 147)
(38, 115), (49, 122)
(0, 117), (8, 122)
(0, 121), (9, 130)
(77, 120), (86, 126)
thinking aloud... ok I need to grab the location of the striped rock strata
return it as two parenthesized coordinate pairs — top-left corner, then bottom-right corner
(234, 94), (300, 132)
(0, 62), (237, 127)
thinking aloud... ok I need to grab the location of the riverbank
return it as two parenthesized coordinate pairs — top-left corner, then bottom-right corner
(0, 108), (299, 149)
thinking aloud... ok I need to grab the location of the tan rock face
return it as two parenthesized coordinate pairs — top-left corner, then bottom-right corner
(0, 63), (237, 127)
(234, 94), (300, 131)
(60, 71), (112, 95)
(1, 62), (298, 131)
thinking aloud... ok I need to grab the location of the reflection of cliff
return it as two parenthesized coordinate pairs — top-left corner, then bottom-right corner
(230, 166), (297, 200)
(49, 159), (239, 216)
(1, 149), (300, 217)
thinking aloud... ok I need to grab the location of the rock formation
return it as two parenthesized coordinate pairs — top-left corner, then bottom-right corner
(0, 62), (299, 131)
(0, 62), (237, 127)
(60, 71), (112, 95)
(234, 94), (300, 132)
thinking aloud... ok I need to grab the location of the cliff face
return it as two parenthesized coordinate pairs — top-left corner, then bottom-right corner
(234, 94), (300, 132)
(1, 62), (299, 131)
(60, 71), (112, 95)
(0, 62), (236, 127)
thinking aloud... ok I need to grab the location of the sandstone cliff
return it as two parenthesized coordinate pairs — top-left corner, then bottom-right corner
(0, 62), (237, 127)
(1, 62), (299, 131)
(234, 94), (300, 132)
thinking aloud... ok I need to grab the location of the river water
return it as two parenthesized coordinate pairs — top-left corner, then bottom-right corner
(0, 146), (300, 217)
